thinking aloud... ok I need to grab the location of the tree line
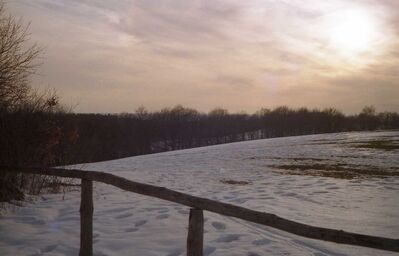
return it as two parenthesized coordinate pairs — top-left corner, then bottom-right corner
(49, 105), (399, 164)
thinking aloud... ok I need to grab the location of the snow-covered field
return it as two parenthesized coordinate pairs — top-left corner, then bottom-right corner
(1, 131), (399, 256)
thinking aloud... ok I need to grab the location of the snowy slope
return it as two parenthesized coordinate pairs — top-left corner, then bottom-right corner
(1, 131), (399, 256)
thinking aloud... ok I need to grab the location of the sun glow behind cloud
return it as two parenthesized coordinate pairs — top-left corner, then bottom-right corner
(322, 7), (385, 63)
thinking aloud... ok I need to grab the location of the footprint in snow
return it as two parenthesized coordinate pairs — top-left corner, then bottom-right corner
(115, 212), (133, 219)
(135, 220), (147, 227)
(231, 198), (249, 204)
(282, 192), (297, 197)
(156, 214), (169, 219)
(143, 207), (166, 212)
(204, 246), (216, 256)
(103, 207), (133, 214)
(260, 196), (274, 200)
(16, 216), (46, 225)
(312, 191), (328, 194)
(158, 208), (169, 213)
(215, 234), (241, 243)
(211, 221), (226, 230)
(247, 252), (261, 256)
(125, 227), (139, 232)
(42, 244), (58, 253)
(252, 238), (271, 246)
(166, 248), (183, 256)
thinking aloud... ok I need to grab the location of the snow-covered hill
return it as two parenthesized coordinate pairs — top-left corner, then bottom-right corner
(1, 131), (399, 256)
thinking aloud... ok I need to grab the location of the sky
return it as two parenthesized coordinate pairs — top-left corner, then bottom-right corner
(8, 0), (399, 113)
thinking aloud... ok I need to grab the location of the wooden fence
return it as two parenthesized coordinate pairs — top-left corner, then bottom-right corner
(2, 166), (399, 256)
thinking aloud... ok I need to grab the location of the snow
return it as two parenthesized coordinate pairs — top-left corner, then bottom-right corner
(1, 131), (399, 256)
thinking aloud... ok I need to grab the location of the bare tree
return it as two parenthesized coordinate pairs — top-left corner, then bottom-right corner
(0, 1), (41, 109)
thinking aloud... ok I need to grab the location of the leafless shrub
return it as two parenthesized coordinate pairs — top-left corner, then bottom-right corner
(0, 1), (71, 204)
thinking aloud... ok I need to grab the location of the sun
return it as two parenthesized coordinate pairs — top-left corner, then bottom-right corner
(327, 8), (378, 57)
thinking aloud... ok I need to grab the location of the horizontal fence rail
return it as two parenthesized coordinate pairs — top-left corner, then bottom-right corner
(2, 166), (399, 255)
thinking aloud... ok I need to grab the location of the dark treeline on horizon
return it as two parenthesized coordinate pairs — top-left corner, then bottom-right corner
(2, 102), (399, 201)
(30, 104), (399, 165)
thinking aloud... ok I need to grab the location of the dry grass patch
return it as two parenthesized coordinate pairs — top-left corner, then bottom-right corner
(271, 163), (399, 179)
(351, 139), (399, 151)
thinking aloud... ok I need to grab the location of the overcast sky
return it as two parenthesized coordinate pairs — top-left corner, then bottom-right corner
(8, 0), (399, 113)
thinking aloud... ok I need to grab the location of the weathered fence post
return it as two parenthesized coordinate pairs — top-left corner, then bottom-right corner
(80, 179), (93, 256)
(187, 208), (203, 256)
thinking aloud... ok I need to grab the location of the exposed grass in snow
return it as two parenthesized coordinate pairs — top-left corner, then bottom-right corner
(352, 139), (399, 151)
(272, 163), (399, 179)
(246, 156), (327, 161)
(268, 136), (399, 179)
(302, 138), (399, 151)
